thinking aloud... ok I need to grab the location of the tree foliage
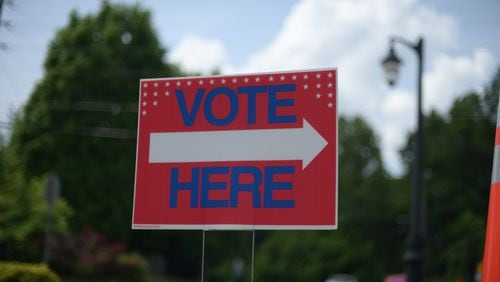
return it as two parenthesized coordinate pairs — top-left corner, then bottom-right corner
(7, 1), (180, 244)
(254, 116), (404, 281)
(400, 69), (499, 281)
(252, 70), (499, 281)
(0, 123), (72, 261)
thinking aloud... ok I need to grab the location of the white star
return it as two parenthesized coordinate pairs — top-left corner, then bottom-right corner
(165, 91), (170, 96)
(165, 82), (170, 87)
(176, 81), (181, 87)
(292, 75), (297, 80)
(244, 77), (249, 83)
(328, 82), (333, 88)
(328, 102), (333, 108)
(187, 80), (192, 86)
(221, 78), (226, 84)
(316, 83), (321, 89)
(144, 82), (148, 88)
(154, 82), (158, 87)
(142, 110), (147, 116)
(255, 77), (260, 82)
(303, 84), (309, 90)
(210, 79), (215, 85)
(232, 78), (238, 83)
(153, 91), (158, 97)
(143, 92), (148, 97)
(199, 80), (204, 85)
(328, 92), (333, 98)
(269, 76), (274, 82)
(316, 73), (321, 79)
(153, 101), (158, 106)
(303, 74), (309, 80)
(328, 72), (333, 78)
(142, 101), (147, 106)
(280, 75), (285, 81)
(316, 93), (321, 99)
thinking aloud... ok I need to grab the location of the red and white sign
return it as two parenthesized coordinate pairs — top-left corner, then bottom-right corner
(132, 68), (337, 230)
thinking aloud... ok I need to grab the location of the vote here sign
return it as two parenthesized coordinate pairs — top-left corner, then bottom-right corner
(132, 68), (337, 230)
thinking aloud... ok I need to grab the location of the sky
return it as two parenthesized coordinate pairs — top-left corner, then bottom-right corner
(1, 0), (499, 175)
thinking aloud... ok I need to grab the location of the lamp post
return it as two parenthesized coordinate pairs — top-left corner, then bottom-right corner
(382, 36), (425, 282)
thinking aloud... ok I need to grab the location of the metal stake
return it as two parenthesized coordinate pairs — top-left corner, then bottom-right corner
(251, 230), (256, 282)
(201, 230), (206, 282)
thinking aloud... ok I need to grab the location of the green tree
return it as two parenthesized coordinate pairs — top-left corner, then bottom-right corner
(254, 116), (404, 281)
(2, 2), (206, 277)
(7, 1), (180, 244)
(400, 68), (499, 281)
(0, 132), (72, 261)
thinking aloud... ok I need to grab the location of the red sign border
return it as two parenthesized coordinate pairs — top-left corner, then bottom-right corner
(131, 67), (338, 230)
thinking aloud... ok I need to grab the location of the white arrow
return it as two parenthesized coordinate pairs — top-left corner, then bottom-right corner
(149, 118), (328, 169)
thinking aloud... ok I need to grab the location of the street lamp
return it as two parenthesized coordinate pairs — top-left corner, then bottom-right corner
(381, 45), (402, 86)
(381, 36), (425, 282)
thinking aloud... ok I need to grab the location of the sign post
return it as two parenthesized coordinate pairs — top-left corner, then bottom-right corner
(132, 68), (337, 230)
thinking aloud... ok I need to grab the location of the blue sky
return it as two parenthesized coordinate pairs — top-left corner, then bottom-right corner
(1, 0), (499, 175)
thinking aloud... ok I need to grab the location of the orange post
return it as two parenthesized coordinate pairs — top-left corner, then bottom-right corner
(482, 99), (500, 282)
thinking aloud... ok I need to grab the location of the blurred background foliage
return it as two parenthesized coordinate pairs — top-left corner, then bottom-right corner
(0, 1), (498, 281)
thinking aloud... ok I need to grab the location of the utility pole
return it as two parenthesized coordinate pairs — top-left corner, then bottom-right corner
(0, 0), (12, 51)
(0, 0), (6, 50)
(0, 0), (4, 25)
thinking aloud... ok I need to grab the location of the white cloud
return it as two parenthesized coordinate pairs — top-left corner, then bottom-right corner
(165, 0), (496, 176)
(382, 124), (408, 175)
(376, 49), (496, 175)
(169, 34), (228, 74)
(243, 0), (457, 72)
(236, 0), (494, 175)
(380, 89), (415, 175)
(382, 89), (415, 119)
(424, 48), (495, 113)
(240, 0), (459, 117)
